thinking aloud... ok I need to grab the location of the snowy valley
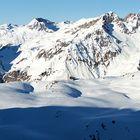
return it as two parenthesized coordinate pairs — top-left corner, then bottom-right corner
(0, 12), (140, 140)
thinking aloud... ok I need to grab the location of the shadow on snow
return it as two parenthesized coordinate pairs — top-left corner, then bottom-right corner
(0, 106), (140, 140)
(0, 45), (21, 71)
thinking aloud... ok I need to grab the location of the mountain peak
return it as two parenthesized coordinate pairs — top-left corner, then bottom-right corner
(27, 18), (59, 31)
(0, 23), (18, 30)
(35, 18), (53, 24)
(124, 13), (140, 21)
(102, 12), (120, 23)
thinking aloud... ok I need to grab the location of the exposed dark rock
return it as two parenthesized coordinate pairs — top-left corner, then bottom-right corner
(103, 13), (115, 24)
(0, 74), (4, 83)
(37, 46), (63, 60)
(69, 76), (79, 80)
(101, 123), (106, 130)
(78, 19), (100, 29)
(16, 58), (27, 64)
(112, 120), (116, 124)
(3, 70), (31, 82)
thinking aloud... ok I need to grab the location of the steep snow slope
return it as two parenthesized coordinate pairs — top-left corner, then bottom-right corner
(0, 72), (140, 140)
(0, 12), (140, 82)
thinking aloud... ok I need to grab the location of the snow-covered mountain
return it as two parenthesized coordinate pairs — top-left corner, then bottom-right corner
(0, 12), (140, 140)
(0, 12), (140, 83)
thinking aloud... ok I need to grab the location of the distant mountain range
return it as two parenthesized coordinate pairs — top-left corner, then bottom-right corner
(0, 12), (140, 82)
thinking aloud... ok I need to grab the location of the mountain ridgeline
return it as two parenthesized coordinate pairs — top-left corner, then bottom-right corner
(0, 12), (140, 82)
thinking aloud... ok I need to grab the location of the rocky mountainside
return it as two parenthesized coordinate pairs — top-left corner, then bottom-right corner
(0, 12), (140, 82)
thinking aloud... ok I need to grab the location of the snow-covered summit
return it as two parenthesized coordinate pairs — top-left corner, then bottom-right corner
(102, 11), (120, 23)
(27, 18), (59, 31)
(0, 23), (17, 30)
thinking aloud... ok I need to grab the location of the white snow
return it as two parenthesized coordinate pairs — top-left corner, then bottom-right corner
(1, 12), (138, 81)
(0, 73), (140, 140)
(0, 72), (140, 139)
(0, 12), (140, 140)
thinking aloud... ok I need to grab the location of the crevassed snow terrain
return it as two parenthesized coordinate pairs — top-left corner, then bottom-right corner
(0, 12), (140, 140)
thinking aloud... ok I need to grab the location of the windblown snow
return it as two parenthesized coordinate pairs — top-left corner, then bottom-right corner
(0, 12), (140, 140)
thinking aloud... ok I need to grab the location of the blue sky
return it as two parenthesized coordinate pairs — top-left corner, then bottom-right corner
(0, 0), (140, 25)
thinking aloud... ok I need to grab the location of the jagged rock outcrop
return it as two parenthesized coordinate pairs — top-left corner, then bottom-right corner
(3, 70), (31, 82)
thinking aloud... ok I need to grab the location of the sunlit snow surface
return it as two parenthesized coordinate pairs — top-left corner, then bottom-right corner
(0, 72), (140, 140)
(0, 13), (140, 81)
(0, 12), (140, 140)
